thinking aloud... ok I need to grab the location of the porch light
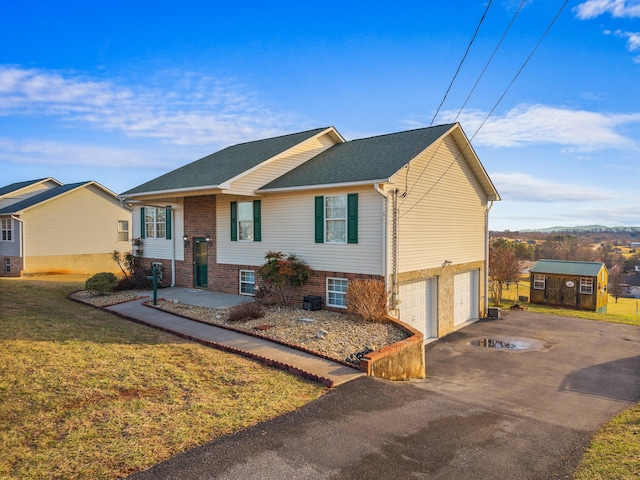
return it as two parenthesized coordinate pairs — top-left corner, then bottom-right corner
(183, 235), (190, 248)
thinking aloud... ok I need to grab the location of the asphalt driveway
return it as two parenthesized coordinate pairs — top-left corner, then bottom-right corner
(129, 311), (640, 479)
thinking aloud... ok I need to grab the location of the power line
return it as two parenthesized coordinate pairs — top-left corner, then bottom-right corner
(401, 0), (570, 218)
(402, 0), (523, 203)
(428, 0), (493, 127)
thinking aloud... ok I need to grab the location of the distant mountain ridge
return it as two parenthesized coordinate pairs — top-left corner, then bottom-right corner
(516, 225), (640, 233)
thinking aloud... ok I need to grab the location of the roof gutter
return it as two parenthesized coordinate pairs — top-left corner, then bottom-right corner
(257, 178), (391, 194)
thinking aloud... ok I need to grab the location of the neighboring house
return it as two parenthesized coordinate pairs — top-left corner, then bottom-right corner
(121, 123), (500, 339)
(0, 178), (132, 277)
(529, 259), (608, 313)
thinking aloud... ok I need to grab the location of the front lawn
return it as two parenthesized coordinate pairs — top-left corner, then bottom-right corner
(0, 276), (325, 479)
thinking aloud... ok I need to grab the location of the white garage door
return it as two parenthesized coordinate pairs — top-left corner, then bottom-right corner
(454, 270), (479, 326)
(399, 278), (437, 338)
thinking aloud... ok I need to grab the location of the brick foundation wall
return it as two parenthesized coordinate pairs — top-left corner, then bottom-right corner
(211, 264), (383, 309)
(0, 256), (23, 277)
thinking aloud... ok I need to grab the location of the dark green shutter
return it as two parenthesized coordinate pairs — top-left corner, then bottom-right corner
(230, 201), (237, 241)
(140, 207), (146, 239)
(165, 207), (172, 240)
(347, 193), (358, 244)
(253, 200), (261, 242)
(315, 196), (324, 243)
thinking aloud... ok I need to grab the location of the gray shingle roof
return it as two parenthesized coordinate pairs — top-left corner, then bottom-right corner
(0, 182), (89, 215)
(530, 259), (606, 277)
(260, 124), (455, 190)
(122, 127), (330, 196)
(0, 179), (48, 197)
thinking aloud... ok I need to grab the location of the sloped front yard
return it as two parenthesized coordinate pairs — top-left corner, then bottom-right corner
(0, 278), (325, 479)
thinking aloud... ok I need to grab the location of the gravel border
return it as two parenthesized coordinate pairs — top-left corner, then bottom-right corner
(71, 290), (410, 365)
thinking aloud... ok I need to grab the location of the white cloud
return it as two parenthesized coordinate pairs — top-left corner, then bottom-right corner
(490, 172), (617, 202)
(574, 0), (640, 19)
(0, 66), (294, 146)
(443, 104), (640, 150)
(0, 138), (171, 169)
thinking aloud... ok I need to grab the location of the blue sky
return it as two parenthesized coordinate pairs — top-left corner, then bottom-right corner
(1, 0), (639, 231)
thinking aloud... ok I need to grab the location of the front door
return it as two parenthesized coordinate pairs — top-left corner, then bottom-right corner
(194, 238), (208, 288)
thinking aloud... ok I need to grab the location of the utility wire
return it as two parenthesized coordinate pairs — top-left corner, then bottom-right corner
(402, 0), (523, 202)
(401, 0), (570, 218)
(428, 0), (492, 127)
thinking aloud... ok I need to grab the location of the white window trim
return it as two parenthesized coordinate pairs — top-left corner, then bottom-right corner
(533, 274), (545, 290)
(580, 277), (593, 295)
(118, 220), (130, 243)
(145, 207), (166, 239)
(326, 277), (348, 308)
(325, 195), (347, 244)
(239, 269), (255, 296)
(237, 201), (254, 242)
(1, 218), (12, 242)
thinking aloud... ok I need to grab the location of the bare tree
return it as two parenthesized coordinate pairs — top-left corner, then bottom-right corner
(489, 241), (522, 306)
(608, 263), (624, 303)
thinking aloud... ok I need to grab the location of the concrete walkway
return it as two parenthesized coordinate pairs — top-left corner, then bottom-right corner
(104, 287), (365, 387)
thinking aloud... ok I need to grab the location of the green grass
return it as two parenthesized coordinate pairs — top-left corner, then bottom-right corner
(494, 276), (640, 479)
(0, 276), (325, 479)
(573, 404), (640, 479)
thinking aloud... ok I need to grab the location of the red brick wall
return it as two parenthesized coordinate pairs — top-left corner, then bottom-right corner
(0, 256), (23, 277)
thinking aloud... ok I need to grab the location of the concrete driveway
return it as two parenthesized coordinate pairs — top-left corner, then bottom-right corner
(129, 311), (640, 479)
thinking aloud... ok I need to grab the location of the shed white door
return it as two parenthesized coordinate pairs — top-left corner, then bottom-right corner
(399, 278), (437, 338)
(454, 270), (479, 326)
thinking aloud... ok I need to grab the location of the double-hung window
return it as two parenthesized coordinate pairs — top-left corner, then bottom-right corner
(140, 207), (172, 240)
(315, 194), (358, 244)
(118, 220), (129, 242)
(580, 277), (593, 295)
(533, 274), (545, 290)
(327, 277), (348, 308)
(240, 270), (255, 295)
(230, 200), (261, 242)
(1, 218), (12, 242)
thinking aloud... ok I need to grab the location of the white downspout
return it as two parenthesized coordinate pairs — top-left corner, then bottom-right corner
(485, 200), (494, 314)
(374, 183), (388, 280)
(168, 206), (176, 287)
(11, 215), (25, 273)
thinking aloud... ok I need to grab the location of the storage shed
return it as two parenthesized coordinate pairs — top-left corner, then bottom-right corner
(529, 260), (608, 313)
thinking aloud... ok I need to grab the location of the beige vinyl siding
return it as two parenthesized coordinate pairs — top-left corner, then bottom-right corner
(217, 187), (384, 275)
(394, 135), (488, 273)
(132, 200), (184, 262)
(227, 133), (339, 195)
(22, 185), (132, 257)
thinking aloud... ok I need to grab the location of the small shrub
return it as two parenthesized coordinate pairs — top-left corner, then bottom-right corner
(347, 279), (389, 322)
(85, 272), (118, 295)
(227, 302), (265, 322)
(258, 251), (311, 306)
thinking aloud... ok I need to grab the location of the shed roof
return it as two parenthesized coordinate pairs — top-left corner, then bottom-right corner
(530, 259), (606, 277)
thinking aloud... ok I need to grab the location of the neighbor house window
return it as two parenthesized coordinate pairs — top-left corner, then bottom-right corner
(118, 220), (129, 242)
(1, 218), (12, 241)
(240, 270), (255, 295)
(580, 277), (593, 295)
(315, 194), (358, 244)
(230, 200), (261, 242)
(5, 258), (10, 273)
(533, 274), (545, 290)
(327, 277), (348, 308)
(140, 207), (171, 240)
